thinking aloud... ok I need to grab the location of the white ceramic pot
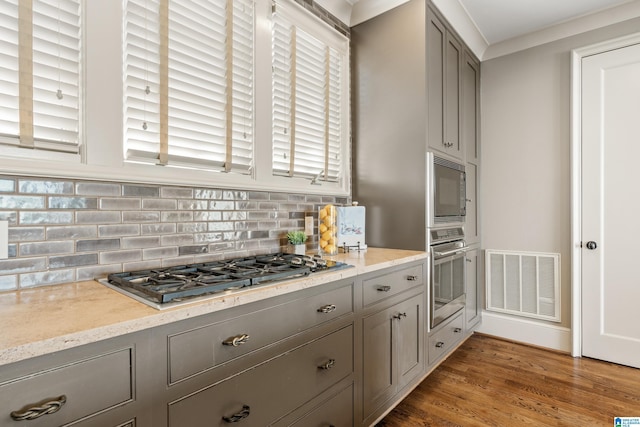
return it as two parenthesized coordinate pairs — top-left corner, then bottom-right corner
(290, 244), (306, 255)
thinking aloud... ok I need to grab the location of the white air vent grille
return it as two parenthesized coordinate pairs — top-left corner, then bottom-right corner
(486, 250), (560, 322)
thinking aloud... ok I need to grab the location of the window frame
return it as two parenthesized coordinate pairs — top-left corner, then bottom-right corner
(0, 0), (351, 196)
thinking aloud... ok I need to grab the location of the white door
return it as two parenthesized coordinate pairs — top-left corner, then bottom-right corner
(581, 43), (640, 368)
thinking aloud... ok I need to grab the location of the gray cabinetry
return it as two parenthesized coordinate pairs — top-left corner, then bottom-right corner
(465, 248), (482, 330)
(352, 0), (480, 252)
(153, 278), (356, 427)
(0, 332), (151, 427)
(427, 309), (464, 366)
(362, 263), (424, 306)
(463, 51), (480, 163)
(167, 282), (352, 384)
(168, 325), (353, 427)
(272, 383), (354, 427)
(427, 5), (463, 160)
(463, 50), (481, 245)
(359, 262), (426, 426)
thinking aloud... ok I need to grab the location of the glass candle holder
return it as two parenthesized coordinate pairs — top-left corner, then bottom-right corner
(318, 204), (338, 255)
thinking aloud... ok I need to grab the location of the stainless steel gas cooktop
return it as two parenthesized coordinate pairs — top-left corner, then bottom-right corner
(99, 253), (352, 310)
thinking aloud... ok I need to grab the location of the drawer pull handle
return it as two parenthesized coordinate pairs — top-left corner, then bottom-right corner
(435, 341), (445, 348)
(377, 285), (391, 292)
(222, 404), (250, 423)
(407, 275), (418, 281)
(453, 327), (462, 333)
(10, 395), (67, 421)
(393, 312), (407, 320)
(222, 334), (250, 347)
(318, 359), (336, 370)
(317, 304), (337, 313)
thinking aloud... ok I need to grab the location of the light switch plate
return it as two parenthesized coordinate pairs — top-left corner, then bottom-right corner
(304, 216), (314, 237)
(0, 220), (7, 260)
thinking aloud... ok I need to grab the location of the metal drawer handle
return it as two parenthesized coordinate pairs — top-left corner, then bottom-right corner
(377, 285), (391, 292)
(453, 327), (462, 333)
(10, 395), (67, 421)
(435, 341), (445, 348)
(222, 404), (250, 423)
(317, 304), (337, 314)
(318, 359), (336, 370)
(393, 312), (407, 320)
(407, 275), (418, 281)
(222, 334), (250, 347)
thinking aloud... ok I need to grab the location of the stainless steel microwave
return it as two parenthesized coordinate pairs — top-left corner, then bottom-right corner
(427, 152), (466, 226)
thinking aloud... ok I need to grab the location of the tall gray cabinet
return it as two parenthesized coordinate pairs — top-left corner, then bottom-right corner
(352, 0), (480, 251)
(352, 0), (482, 326)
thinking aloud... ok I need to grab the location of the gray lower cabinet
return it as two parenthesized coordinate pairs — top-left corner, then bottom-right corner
(4, 260), (452, 427)
(272, 383), (354, 427)
(362, 292), (424, 423)
(465, 247), (482, 331)
(0, 331), (152, 427)
(167, 325), (353, 427)
(428, 310), (465, 366)
(358, 261), (426, 426)
(153, 277), (356, 427)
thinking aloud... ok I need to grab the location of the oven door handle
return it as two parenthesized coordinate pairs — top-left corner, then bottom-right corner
(432, 247), (469, 259)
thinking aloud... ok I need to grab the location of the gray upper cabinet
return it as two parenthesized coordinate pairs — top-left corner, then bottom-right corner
(352, 0), (480, 252)
(463, 50), (481, 245)
(427, 6), (463, 160)
(462, 51), (480, 164)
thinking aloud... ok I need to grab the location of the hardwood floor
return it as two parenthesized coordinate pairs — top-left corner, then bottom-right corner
(376, 334), (640, 426)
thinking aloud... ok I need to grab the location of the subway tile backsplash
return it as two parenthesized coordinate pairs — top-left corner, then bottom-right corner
(0, 176), (348, 291)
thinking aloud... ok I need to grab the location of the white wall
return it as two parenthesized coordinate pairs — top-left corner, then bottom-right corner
(479, 17), (640, 350)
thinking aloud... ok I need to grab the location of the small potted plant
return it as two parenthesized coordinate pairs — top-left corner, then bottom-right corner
(286, 230), (308, 255)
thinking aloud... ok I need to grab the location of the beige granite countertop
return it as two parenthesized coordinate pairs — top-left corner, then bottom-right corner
(0, 248), (427, 366)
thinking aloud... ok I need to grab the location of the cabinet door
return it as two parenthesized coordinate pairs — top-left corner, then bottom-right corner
(394, 293), (424, 389)
(361, 292), (424, 419)
(465, 248), (481, 330)
(444, 33), (462, 158)
(462, 51), (480, 163)
(427, 8), (463, 160)
(427, 9), (445, 154)
(362, 306), (394, 417)
(465, 162), (479, 244)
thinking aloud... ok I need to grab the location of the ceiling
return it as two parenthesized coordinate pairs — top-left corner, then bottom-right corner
(341, 0), (640, 58)
(457, 0), (635, 44)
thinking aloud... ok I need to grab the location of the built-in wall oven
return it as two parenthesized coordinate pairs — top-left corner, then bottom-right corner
(427, 152), (466, 227)
(429, 226), (467, 328)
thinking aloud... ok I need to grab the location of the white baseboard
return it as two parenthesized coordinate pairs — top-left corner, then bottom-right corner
(477, 311), (572, 353)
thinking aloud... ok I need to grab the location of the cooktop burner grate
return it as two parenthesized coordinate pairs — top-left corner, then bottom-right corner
(104, 253), (351, 308)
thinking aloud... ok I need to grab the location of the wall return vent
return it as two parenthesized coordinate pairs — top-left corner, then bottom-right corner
(485, 250), (561, 322)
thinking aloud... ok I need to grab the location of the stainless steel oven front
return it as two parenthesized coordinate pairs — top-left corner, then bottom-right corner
(429, 226), (467, 328)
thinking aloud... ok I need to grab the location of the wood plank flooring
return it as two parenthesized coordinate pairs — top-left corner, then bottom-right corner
(376, 334), (640, 426)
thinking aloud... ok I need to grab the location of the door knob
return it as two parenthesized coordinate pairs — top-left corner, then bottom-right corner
(586, 241), (597, 250)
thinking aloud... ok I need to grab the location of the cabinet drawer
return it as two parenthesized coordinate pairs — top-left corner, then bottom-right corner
(362, 264), (423, 306)
(168, 281), (353, 383)
(276, 383), (353, 427)
(1, 349), (132, 427)
(428, 311), (464, 365)
(168, 325), (353, 427)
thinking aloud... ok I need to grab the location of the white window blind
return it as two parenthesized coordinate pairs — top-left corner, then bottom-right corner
(272, 0), (346, 182)
(0, 0), (81, 153)
(124, 0), (254, 174)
